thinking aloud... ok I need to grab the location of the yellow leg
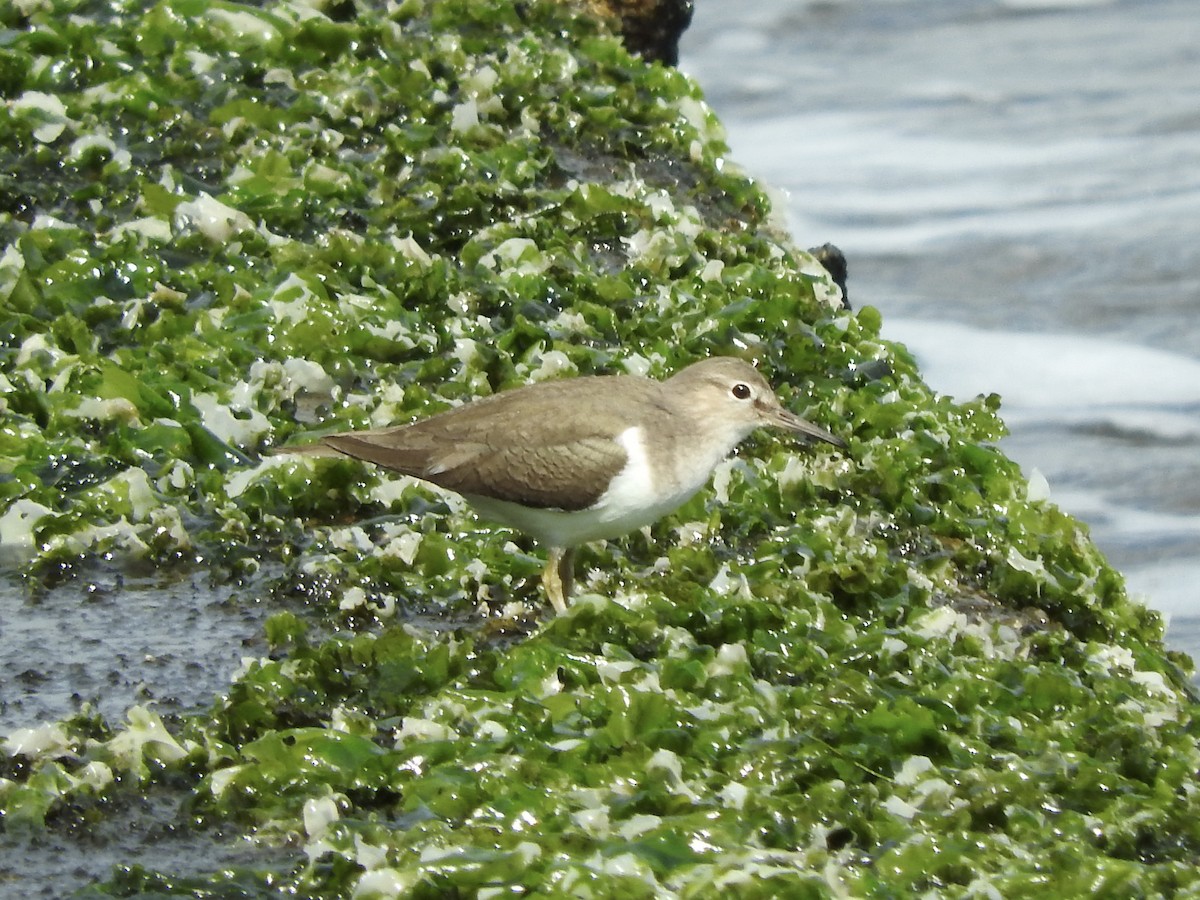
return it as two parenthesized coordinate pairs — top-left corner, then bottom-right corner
(542, 546), (575, 615)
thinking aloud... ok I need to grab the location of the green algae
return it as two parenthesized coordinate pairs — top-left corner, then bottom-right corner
(3, 0), (1200, 896)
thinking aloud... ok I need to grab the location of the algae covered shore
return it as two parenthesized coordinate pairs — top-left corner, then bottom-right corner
(3, 0), (1200, 895)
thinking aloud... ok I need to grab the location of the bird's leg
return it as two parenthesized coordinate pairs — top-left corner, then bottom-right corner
(557, 546), (575, 605)
(542, 546), (575, 615)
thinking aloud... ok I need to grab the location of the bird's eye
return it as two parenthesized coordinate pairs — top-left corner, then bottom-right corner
(731, 382), (752, 400)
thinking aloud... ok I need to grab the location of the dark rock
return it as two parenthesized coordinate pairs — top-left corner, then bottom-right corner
(577, 0), (695, 65)
(809, 242), (849, 308)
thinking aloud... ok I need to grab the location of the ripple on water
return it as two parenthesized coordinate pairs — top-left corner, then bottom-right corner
(0, 563), (276, 734)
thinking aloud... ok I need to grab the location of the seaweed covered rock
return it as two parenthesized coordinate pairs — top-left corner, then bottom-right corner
(2, 0), (1198, 895)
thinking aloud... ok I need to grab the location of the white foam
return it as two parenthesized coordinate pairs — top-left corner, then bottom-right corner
(884, 319), (1200, 414)
(720, 112), (1152, 251)
(1126, 561), (1200, 618)
(720, 109), (1200, 253)
(1047, 487), (1200, 540)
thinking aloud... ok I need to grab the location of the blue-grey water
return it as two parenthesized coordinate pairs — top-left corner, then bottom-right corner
(681, 0), (1200, 665)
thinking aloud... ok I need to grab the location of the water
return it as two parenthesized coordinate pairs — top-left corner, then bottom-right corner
(0, 566), (275, 733)
(0, 564), (295, 897)
(680, 0), (1200, 661)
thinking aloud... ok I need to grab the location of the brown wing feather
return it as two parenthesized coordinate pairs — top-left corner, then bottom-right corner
(438, 437), (627, 510)
(318, 375), (653, 511)
(324, 433), (628, 511)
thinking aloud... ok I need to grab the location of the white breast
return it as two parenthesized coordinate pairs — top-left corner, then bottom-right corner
(464, 424), (740, 549)
(583, 425), (718, 538)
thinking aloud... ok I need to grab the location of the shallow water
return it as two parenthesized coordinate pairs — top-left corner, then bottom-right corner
(0, 566), (273, 733)
(681, 0), (1200, 665)
(0, 563), (293, 896)
(0, 785), (298, 900)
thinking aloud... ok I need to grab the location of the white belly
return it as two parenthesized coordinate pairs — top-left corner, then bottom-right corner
(466, 425), (724, 548)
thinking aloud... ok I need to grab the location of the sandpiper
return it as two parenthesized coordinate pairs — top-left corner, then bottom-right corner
(278, 357), (844, 613)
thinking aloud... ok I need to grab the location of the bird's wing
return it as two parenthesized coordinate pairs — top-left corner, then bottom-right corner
(438, 436), (628, 510)
(324, 431), (628, 511)
(318, 377), (653, 511)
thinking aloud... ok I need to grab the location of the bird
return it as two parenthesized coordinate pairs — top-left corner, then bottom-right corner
(275, 357), (845, 613)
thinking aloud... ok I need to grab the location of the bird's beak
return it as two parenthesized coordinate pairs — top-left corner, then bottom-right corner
(764, 405), (847, 448)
